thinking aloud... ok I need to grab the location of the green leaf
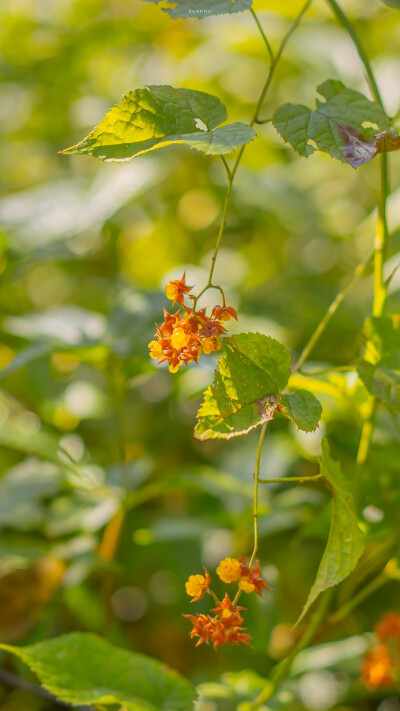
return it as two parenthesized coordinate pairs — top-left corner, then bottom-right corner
(142, 0), (252, 18)
(61, 86), (256, 161)
(194, 333), (322, 440)
(381, 0), (400, 8)
(273, 79), (393, 168)
(357, 354), (400, 411)
(0, 633), (195, 711)
(195, 333), (290, 440)
(279, 390), (322, 432)
(297, 440), (365, 623)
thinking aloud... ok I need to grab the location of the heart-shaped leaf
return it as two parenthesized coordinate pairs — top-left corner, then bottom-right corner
(273, 80), (395, 168)
(194, 333), (322, 440)
(62, 86), (255, 161)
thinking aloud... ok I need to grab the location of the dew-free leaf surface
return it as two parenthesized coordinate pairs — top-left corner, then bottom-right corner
(195, 333), (322, 439)
(273, 80), (395, 168)
(0, 633), (195, 711)
(62, 86), (255, 161)
(297, 441), (365, 622)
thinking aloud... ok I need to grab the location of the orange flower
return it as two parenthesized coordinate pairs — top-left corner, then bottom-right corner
(184, 594), (252, 650)
(201, 334), (221, 354)
(362, 645), (394, 689)
(216, 557), (242, 584)
(149, 296), (239, 374)
(185, 569), (211, 602)
(239, 559), (270, 596)
(165, 274), (192, 306)
(212, 305), (238, 322)
(375, 613), (400, 645)
(183, 613), (214, 647)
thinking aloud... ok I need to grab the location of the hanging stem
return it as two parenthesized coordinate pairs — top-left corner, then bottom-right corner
(249, 423), (268, 568)
(195, 0), (313, 306)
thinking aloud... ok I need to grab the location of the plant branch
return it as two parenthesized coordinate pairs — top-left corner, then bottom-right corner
(259, 474), (323, 484)
(250, 7), (274, 64)
(327, 569), (388, 626)
(294, 253), (373, 373)
(249, 423), (268, 568)
(196, 0), (313, 304)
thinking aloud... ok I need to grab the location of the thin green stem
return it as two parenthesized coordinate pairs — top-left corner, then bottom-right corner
(250, 589), (334, 707)
(324, 0), (382, 105)
(294, 253), (373, 373)
(328, 570), (388, 626)
(195, 0), (313, 304)
(259, 474), (323, 485)
(206, 179), (233, 287)
(250, 7), (275, 65)
(220, 154), (232, 180)
(249, 423), (268, 568)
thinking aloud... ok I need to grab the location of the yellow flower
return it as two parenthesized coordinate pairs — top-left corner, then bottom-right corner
(201, 335), (221, 354)
(216, 557), (241, 583)
(148, 340), (163, 359)
(170, 327), (189, 350)
(185, 570), (211, 601)
(168, 361), (182, 373)
(238, 578), (256, 593)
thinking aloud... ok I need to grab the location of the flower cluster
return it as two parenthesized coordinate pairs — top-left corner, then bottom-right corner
(184, 557), (269, 649)
(362, 612), (400, 689)
(148, 274), (237, 373)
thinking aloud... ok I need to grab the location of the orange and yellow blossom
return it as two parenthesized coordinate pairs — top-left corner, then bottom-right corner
(362, 645), (394, 689)
(239, 559), (270, 596)
(216, 557), (242, 584)
(165, 273), (192, 306)
(185, 569), (211, 602)
(361, 611), (400, 690)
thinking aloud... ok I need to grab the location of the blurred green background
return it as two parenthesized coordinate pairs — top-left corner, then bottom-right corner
(0, 0), (400, 709)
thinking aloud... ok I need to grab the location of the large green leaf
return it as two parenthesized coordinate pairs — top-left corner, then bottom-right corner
(142, 0), (252, 18)
(273, 79), (394, 168)
(0, 633), (195, 711)
(297, 441), (365, 622)
(194, 333), (322, 440)
(62, 86), (255, 161)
